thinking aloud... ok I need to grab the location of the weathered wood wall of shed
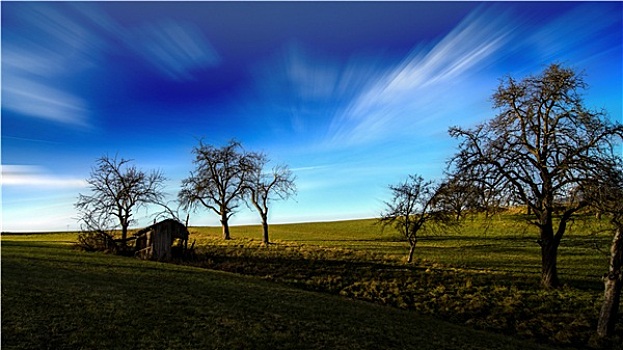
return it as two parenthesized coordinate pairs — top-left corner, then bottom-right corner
(134, 219), (190, 261)
(152, 227), (172, 261)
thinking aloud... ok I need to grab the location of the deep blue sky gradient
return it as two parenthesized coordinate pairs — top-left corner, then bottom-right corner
(2, 1), (622, 231)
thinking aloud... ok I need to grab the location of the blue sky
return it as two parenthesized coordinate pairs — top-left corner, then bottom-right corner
(2, 1), (622, 232)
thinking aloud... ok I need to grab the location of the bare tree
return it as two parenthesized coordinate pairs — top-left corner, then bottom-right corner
(463, 166), (509, 217)
(436, 175), (480, 221)
(378, 174), (453, 263)
(245, 160), (296, 244)
(178, 140), (262, 240)
(580, 163), (623, 339)
(448, 64), (623, 288)
(75, 155), (166, 250)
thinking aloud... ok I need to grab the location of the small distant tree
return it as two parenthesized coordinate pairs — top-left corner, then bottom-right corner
(75, 155), (166, 251)
(436, 176), (480, 221)
(458, 166), (509, 217)
(379, 174), (453, 263)
(245, 159), (296, 244)
(178, 140), (262, 240)
(449, 64), (623, 288)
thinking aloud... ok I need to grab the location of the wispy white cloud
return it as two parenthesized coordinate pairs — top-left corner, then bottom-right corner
(1, 165), (87, 188)
(3, 3), (223, 127)
(3, 77), (90, 126)
(248, 44), (388, 136)
(2, 3), (100, 126)
(74, 3), (222, 81)
(325, 6), (516, 147)
(70, 2), (126, 40)
(131, 20), (221, 81)
(278, 45), (384, 103)
(290, 164), (332, 173)
(322, 3), (623, 149)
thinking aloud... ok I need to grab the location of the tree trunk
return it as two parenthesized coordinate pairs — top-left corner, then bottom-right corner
(261, 214), (269, 244)
(121, 225), (128, 241)
(538, 208), (562, 289)
(539, 220), (561, 288)
(120, 222), (129, 249)
(262, 222), (269, 244)
(407, 245), (416, 263)
(540, 239), (560, 288)
(221, 214), (231, 240)
(407, 238), (418, 263)
(597, 226), (623, 338)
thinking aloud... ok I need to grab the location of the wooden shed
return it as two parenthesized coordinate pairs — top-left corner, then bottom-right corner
(134, 219), (189, 261)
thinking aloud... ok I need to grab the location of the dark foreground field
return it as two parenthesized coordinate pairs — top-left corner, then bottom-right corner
(2, 235), (554, 350)
(2, 215), (621, 349)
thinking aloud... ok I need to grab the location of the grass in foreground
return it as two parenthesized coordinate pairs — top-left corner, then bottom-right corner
(2, 237), (555, 350)
(177, 237), (620, 348)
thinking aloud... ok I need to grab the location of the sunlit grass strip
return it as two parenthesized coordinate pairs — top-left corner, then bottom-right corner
(187, 215), (612, 289)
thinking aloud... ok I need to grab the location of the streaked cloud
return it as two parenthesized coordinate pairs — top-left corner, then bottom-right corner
(322, 4), (622, 149)
(325, 6), (515, 147)
(2, 165), (87, 188)
(2, 3), (99, 126)
(72, 3), (222, 81)
(290, 164), (332, 173)
(3, 77), (89, 126)
(278, 45), (383, 103)
(70, 2), (126, 40)
(249, 44), (387, 136)
(131, 20), (221, 81)
(2, 3), (222, 128)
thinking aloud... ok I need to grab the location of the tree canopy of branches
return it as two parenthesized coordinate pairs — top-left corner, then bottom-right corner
(178, 140), (263, 240)
(379, 174), (453, 263)
(448, 64), (623, 288)
(75, 155), (166, 251)
(245, 159), (296, 244)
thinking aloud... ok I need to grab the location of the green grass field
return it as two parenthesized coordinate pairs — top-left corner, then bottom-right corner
(2, 233), (555, 350)
(189, 214), (613, 289)
(2, 214), (619, 349)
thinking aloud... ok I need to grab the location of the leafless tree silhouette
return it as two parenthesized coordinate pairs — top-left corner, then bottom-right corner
(449, 64), (623, 288)
(75, 155), (166, 250)
(379, 174), (453, 263)
(245, 159), (296, 244)
(179, 140), (263, 239)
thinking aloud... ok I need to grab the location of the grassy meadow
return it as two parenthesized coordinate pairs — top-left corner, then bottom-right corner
(2, 213), (620, 349)
(190, 213), (613, 289)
